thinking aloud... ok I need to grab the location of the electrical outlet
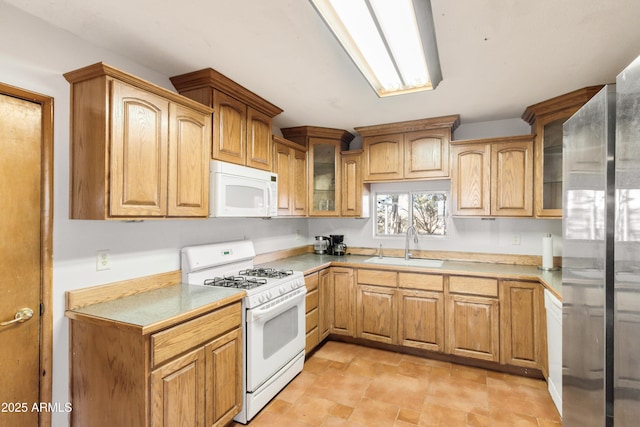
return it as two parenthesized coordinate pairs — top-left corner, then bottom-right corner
(512, 233), (521, 245)
(96, 250), (110, 271)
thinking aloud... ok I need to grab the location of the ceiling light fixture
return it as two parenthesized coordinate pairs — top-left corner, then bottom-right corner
(309, 0), (442, 97)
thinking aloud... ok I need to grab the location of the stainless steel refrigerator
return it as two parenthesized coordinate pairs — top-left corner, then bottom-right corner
(563, 54), (640, 426)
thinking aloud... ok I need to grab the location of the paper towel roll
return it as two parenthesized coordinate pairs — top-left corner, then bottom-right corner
(542, 234), (553, 269)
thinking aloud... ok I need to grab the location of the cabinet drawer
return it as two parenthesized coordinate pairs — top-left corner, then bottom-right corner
(151, 302), (241, 367)
(306, 287), (319, 313)
(306, 307), (319, 333)
(357, 269), (397, 287)
(398, 272), (444, 291)
(306, 327), (319, 354)
(305, 272), (319, 292)
(449, 276), (498, 297)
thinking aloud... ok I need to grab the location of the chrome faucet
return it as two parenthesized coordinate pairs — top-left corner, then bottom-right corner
(405, 226), (419, 260)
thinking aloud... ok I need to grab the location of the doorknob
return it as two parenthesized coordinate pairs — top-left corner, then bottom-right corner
(1, 308), (34, 326)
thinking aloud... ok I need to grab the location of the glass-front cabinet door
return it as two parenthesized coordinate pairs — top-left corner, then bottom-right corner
(522, 86), (603, 218)
(541, 117), (564, 212)
(309, 138), (340, 216)
(280, 126), (353, 217)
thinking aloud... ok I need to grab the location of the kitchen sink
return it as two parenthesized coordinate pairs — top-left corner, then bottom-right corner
(364, 257), (444, 268)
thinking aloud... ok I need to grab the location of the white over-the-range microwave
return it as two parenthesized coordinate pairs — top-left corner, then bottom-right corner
(209, 160), (278, 218)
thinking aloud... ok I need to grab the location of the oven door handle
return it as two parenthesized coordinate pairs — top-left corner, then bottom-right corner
(246, 291), (306, 323)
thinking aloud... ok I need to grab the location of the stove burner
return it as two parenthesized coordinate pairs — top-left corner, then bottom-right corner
(203, 275), (268, 289)
(239, 268), (294, 279)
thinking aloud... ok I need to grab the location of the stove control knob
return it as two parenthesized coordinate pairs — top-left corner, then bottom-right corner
(267, 292), (273, 300)
(279, 286), (287, 295)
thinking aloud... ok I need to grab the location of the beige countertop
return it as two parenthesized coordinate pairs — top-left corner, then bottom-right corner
(257, 253), (563, 299)
(67, 283), (245, 334)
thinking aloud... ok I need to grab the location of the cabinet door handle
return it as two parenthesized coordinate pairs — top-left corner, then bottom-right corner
(1, 308), (34, 326)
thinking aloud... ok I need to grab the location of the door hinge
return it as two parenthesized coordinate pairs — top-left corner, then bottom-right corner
(40, 303), (44, 316)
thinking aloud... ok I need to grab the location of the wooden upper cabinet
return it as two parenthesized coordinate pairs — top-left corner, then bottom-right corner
(404, 129), (450, 179)
(273, 139), (293, 215)
(168, 103), (211, 217)
(491, 140), (534, 216)
(292, 149), (308, 216)
(247, 107), (273, 170)
(64, 62), (213, 220)
(281, 126), (354, 217)
(451, 143), (491, 216)
(522, 86), (603, 218)
(309, 137), (342, 217)
(171, 68), (283, 172)
(272, 135), (307, 216)
(340, 150), (369, 218)
(451, 135), (534, 217)
(110, 81), (169, 217)
(356, 115), (460, 182)
(214, 90), (246, 165)
(363, 133), (404, 180)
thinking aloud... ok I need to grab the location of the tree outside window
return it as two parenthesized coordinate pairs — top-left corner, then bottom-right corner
(376, 192), (447, 236)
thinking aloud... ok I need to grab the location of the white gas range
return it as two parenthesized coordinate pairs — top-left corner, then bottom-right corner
(181, 240), (306, 424)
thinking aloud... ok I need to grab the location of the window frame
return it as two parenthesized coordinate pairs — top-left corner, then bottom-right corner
(375, 190), (449, 238)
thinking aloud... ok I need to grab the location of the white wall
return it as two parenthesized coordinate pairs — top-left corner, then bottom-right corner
(454, 117), (532, 140)
(0, 4), (558, 425)
(308, 180), (561, 258)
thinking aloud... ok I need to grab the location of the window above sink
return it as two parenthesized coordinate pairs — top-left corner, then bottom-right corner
(376, 191), (448, 237)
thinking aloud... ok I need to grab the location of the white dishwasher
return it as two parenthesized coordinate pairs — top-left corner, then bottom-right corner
(544, 289), (562, 417)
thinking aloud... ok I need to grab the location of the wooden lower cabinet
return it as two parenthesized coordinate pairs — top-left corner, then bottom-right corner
(328, 267), (355, 336)
(397, 290), (445, 352)
(151, 328), (241, 427)
(305, 272), (320, 354)
(500, 280), (543, 369)
(356, 284), (397, 344)
(318, 269), (332, 340)
(446, 294), (500, 362)
(205, 329), (243, 427)
(311, 266), (547, 373)
(69, 302), (242, 427)
(151, 348), (205, 427)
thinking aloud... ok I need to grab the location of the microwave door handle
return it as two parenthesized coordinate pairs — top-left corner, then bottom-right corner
(246, 291), (306, 323)
(267, 184), (273, 216)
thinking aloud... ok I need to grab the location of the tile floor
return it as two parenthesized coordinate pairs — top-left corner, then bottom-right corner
(233, 340), (562, 427)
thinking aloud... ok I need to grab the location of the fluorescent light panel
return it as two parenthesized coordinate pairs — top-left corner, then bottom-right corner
(311, 0), (441, 97)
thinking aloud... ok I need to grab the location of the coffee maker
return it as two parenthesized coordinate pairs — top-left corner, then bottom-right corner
(328, 235), (347, 256)
(313, 236), (330, 254)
